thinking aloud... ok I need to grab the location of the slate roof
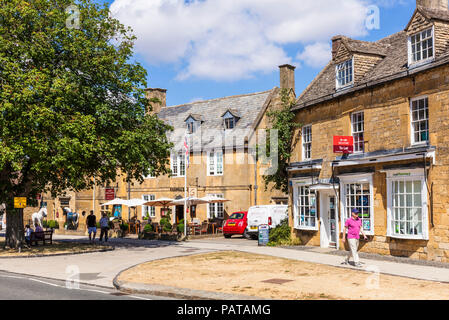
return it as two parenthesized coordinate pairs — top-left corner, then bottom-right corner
(158, 90), (274, 151)
(295, 7), (449, 110)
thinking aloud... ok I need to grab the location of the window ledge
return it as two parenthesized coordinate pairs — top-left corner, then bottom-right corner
(388, 234), (428, 241)
(295, 226), (319, 232)
(408, 58), (434, 70)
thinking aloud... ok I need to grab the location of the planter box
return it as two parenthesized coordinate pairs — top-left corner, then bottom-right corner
(140, 232), (159, 240)
(160, 233), (179, 241)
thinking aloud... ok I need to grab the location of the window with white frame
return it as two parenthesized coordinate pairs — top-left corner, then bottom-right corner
(294, 185), (317, 230)
(387, 170), (428, 240)
(336, 59), (354, 89)
(208, 194), (224, 219)
(208, 151), (223, 176)
(142, 195), (156, 218)
(171, 152), (185, 177)
(409, 28), (434, 65)
(340, 174), (374, 234)
(302, 125), (312, 161)
(186, 118), (199, 134)
(351, 112), (365, 153)
(411, 97), (429, 144)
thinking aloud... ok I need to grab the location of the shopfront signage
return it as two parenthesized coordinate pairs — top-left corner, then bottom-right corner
(105, 188), (115, 201)
(333, 136), (354, 154)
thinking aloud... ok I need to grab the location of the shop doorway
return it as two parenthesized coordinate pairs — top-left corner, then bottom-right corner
(320, 192), (338, 249)
(176, 205), (184, 224)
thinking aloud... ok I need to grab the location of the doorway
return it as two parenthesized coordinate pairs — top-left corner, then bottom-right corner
(320, 192), (338, 249)
(176, 205), (184, 224)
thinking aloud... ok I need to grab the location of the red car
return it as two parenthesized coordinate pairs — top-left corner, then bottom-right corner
(223, 212), (248, 238)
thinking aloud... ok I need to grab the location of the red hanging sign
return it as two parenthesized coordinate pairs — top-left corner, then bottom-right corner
(105, 188), (115, 201)
(333, 136), (354, 154)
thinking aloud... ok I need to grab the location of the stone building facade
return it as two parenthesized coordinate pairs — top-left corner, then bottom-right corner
(288, 0), (449, 262)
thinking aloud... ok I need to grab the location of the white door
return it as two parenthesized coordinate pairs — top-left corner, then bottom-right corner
(320, 193), (338, 249)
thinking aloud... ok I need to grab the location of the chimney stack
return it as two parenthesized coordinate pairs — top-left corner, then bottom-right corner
(416, 0), (448, 10)
(145, 88), (167, 114)
(332, 35), (344, 60)
(279, 64), (296, 93)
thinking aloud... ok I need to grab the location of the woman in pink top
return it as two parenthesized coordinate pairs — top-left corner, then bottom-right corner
(343, 208), (367, 267)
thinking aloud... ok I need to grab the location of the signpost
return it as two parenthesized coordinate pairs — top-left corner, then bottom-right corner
(14, 197), (27, 209)
(258, 224), (270, 246)
(333, 136), (354, 154)
(105, 188), (115, 201)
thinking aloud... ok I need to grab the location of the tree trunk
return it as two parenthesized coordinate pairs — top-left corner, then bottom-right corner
(5, 208), (25, 250)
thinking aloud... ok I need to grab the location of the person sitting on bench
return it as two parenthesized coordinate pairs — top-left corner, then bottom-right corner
(25, 225), (33, 248)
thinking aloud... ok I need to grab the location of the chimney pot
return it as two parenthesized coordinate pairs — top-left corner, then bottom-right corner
(279, 64), (296, 93)
(145, 88), (167, 114)
(416, 0), (448, 10)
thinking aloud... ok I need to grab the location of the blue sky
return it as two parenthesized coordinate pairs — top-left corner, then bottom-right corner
(101, 0), (422, 106)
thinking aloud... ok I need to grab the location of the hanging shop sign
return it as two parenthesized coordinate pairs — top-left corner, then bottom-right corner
(333, 136), (354, 154)
(105, 188), (115, 201)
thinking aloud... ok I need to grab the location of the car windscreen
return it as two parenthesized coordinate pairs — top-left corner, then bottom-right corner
(229, 213), (244, 220)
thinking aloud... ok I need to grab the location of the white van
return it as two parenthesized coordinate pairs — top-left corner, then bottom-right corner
(246, 205), (288, 239)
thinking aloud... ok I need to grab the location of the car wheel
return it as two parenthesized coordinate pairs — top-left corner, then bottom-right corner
(224, 234), (232, 239)
(250, 234), (258, 240)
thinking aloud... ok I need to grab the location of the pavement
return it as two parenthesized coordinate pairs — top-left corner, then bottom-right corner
(1, 233), (449, 299)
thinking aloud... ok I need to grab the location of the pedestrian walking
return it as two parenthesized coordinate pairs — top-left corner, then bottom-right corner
(343, 208), (367, 267)
(86, 210), (97, 244)
(99, 213), (109, 242)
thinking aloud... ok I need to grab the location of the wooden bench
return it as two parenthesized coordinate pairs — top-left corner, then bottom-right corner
(30, 230), (54, 246)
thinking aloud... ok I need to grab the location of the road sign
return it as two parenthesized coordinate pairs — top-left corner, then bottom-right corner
(14, 197), (27, 209)
(258, 224), (270, 246)
(333, 136), (354, 154)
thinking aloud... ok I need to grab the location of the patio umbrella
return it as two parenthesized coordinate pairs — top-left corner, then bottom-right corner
(100, 198), (129, 206)
(171, 197), (211, 206)
(142, 198), (175, 207)
(200, 195), (230, 204)
(125, 199), (147, 207)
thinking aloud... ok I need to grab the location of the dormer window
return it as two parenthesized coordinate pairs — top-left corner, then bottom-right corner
(336, 58), (354, 89)
(222, 110), (239, 130)
(185, 115), (201, 134)
(409, 27), (434, 66)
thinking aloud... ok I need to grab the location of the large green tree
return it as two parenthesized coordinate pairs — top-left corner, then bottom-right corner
(0, 0), (173, 249)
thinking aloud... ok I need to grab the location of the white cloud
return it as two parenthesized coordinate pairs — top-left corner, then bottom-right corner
(297, 42), (332, 69)
(110, 0), (379, 81)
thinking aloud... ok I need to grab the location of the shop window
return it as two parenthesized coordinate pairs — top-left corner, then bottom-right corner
(295, 186), (317, 230)
(387, 171), (429, 240)
(340, 174), (374, 235)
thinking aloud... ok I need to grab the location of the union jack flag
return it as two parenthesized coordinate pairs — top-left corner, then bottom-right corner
(184, 135), (190, 169)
